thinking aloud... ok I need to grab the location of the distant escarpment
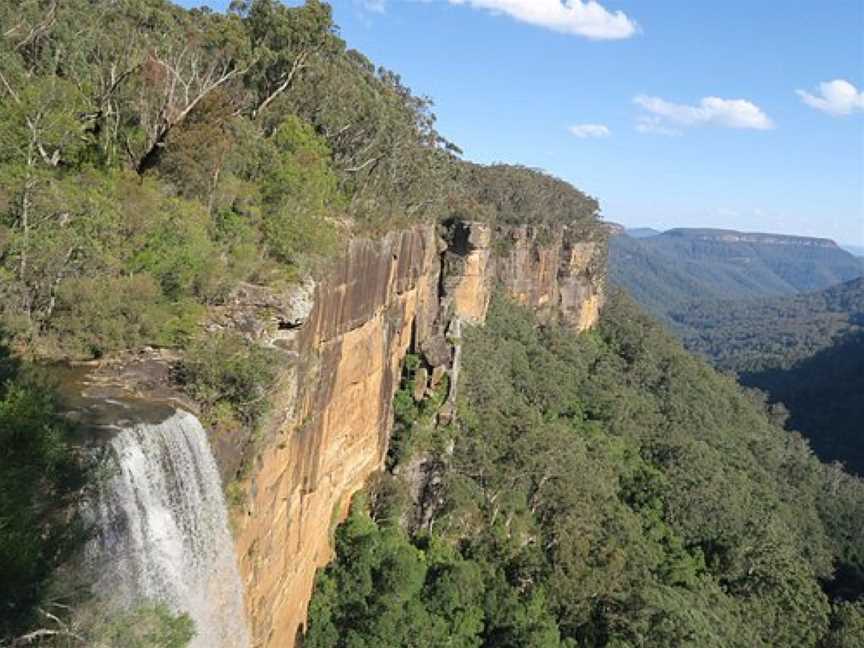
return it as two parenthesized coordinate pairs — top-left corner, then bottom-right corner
(220, 220), (605, 647)
(609, 227), (864, 322)
(663, 227), (840, 248)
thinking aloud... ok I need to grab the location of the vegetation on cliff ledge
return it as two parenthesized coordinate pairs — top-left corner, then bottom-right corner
(305, 293), (864, 647)
(0, 0), (600, 361)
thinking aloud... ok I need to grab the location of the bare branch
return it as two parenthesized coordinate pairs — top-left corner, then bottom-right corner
(252, 49), (311, 119)
(0, 69), (21, 104)
(13, 1), (58, 52)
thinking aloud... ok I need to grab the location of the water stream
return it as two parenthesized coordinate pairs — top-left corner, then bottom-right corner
(85, 409), (250, 648)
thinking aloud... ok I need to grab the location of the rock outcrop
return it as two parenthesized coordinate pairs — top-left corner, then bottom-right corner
(228, 220), (605, 647)
(443, 221), (606, 330)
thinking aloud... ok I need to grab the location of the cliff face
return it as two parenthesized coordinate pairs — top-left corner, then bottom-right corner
(443, 221), (606, 330)
(229, 220), (605, 647)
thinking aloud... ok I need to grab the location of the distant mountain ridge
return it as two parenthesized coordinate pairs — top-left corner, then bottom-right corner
(610, 227), (864, 322)
(663, 227), (838, 248)
(625, 227), (662, 239)
(842, 244), (864, 258)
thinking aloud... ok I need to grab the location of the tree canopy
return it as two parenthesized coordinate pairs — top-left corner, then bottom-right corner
(306, 292), (864, 647)
(0, 0), (601, 360)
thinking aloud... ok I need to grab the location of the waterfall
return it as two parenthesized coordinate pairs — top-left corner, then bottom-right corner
(86, 409), (250, 648)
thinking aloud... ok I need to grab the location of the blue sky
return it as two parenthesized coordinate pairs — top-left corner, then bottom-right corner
(182, 1), (864, 245)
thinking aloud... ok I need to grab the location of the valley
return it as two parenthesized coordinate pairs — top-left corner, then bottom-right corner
(610, 227), (864, 476)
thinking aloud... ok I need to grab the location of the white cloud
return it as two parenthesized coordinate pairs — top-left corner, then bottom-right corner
(796, 79), (864, 116)
(355, 0), (387, 13)
(354, 1), (638, 39)
(448, 0), (638, 39)
(634, 95), (775, 132)
(635, 116), (682, 136)
(569, 123), (611, 138)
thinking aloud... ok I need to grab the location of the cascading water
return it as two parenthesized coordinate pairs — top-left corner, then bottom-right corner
(86, 409), (250, 648)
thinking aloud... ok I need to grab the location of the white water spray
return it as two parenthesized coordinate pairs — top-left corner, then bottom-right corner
(86, 410), (250, 648)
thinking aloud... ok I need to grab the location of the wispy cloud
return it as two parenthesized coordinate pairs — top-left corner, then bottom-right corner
(569, 123), (611, 138)
(715, 207), (741, 218)
(354, 0), (387, 13)
(635, 116), (682, 136)
(355, 1), (638, 40)
(797, 80), (864, 116)
(449, 0), (638, 39)
(634, 95), (774, 133)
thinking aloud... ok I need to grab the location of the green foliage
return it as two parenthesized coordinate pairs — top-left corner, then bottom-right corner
(387, 354), (450, 469)
(49, 276), (169, 358)
(613, 231), (864, 479)
(653, 278), (864, 475)
(260, 116), (342, 267)
(672, 277), (864, 373)
(744, 330), (864, 476)
(305, 497), (551, 648)
(0, 341), (82, 636)
(127, 198), (221, 302)
(309, 292), (864, 647)
(225, 480), (247, 509)
(90, 603), (195, 648)
(0, 0), (607, 359)
(179, 331), (278, 430)
(821, 602), (864, 648)
(450, 163), (600, 228)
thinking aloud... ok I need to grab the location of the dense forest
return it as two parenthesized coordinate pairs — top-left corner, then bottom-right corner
(612, 235), (864, 480)
(305, 292), (864, 647)
(666, 278), (864, 476)
(673, 277), (864, 373)
(0, 339), (83, 638)
(743, 331), (864, 477)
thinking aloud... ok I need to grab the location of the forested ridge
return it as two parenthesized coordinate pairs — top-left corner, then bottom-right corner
(611, 235), (864, 482)
(661, 278), (864, 476)
(0, 0), (599, 361)
(609, 231), (864, 326)
(305, 293), (864, 647)
(742, 331), (864, 478)
(673, 277), (864, 373)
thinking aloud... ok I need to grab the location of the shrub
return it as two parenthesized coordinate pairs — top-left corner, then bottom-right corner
(0, 356), (83, 636)
(50, 275), (165, 358)
(91, 604), (195, 648)
(179, 332), (278, 429)
(261, 117), (343, 268)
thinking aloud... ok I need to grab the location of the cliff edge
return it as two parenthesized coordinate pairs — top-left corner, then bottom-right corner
(224, 220), (606, 646)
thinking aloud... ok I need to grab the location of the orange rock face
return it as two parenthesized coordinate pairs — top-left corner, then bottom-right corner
(231, 221), (606, 647)
(232, 226), (442, 647)
(446, 222), (606, 332)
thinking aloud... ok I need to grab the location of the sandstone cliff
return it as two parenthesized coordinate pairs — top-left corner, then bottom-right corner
(227, 220), (606, 647)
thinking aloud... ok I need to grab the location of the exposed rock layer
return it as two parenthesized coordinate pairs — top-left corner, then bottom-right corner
(229, 221), (605, 647)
